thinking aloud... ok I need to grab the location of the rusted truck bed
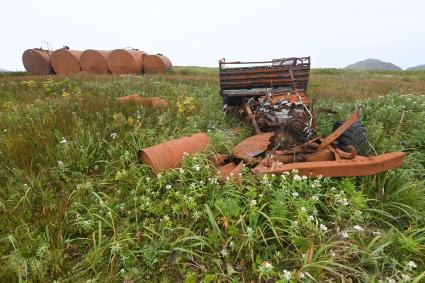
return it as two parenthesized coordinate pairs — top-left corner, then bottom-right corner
(219, 57), (311, 106)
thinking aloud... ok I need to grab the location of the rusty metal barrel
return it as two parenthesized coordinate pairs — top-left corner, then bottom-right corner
(51, 48), (82, 75)
(139, 133), (209, 174)
(143, 54), (172, 74)
(22, 49), (54, 75)
(80, 50), (110, 74)
(107, 49), (147, 74)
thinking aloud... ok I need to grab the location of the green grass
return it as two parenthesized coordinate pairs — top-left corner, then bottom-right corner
(0, 69), (424, 282)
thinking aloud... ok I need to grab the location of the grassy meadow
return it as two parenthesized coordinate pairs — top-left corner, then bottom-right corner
(0, 67), (425, 282)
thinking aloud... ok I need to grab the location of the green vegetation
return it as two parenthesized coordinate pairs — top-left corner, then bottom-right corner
(0, 69), (424, 282)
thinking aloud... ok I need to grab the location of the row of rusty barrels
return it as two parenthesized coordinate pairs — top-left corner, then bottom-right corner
(22, 48), (172, 75)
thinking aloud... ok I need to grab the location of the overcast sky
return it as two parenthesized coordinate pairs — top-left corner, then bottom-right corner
(1, 0), (424, 70)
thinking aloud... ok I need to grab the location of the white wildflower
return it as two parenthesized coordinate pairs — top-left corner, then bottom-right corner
(157, 173), (162, 179)
(386, 277), (396, 283)
(401, 274), (411, 281)
(165, 184), (172, 190)
(220, 248), (229, 257)
(145, 176), (151, 182)
(293, 220), (299, 226)
(340, 198), (349, 206)
(293, 174), (302, 181)
(110, 132), (118, 139)
(311, 195), (319, 201)
(60, 137), (67, 144)
(299, 272), (306, 279)
(353, 225), (364, 231)
(179, 168), (185, 174)
(308, 215), (315, 221)
(330, 249), (336, 257)
(57, 160), (64, 167)
(320, 224), (328, 232)
(162, 215), (170, 222)
(292, 191), (299, 197)
(407, 261), (417, 269)
(250, 199), (257, 206)
(193, 164), (201, 171)
(183, 152), (189, 157)
(300, 207), (306, 213)
(208, 177), (218, 185)
(341, 232), (349, 239)
(302, 175), (307, 180)
(283, 269), (292, 280)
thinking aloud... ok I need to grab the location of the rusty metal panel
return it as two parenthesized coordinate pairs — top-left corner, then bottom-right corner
(232, 132), (274, 162)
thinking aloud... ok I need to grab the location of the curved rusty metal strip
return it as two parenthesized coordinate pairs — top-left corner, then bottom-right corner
(319, 108), (360, 149)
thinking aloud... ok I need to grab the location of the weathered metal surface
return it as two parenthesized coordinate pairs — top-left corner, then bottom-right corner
(209, 153), (230, 167)
(252, 152), (406, 177)
(51, 48), (82, 75)
(139, 133), (209, 174)
(117, 94), (169, 110)
(218, 161), (244, 182)
(108, 49), (147, 74)
(143, 54), (172, 74)
(80, 50), (110, 74)
(232, 132), (274, 162)
(219, 57), (310, 92)
(22, 48), (53, 75)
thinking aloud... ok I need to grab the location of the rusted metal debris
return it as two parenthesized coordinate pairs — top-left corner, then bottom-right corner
(117, 94), (169, 110)
(217, 161), (244, 182)
(139, 133), (209, 174)
(232, 132), (273, 162)
(215, 57), (405, 178)
(137, 56), (405, 179)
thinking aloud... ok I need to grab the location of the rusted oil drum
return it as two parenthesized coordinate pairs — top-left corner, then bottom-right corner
(80, 50), (110, 74)
(107, 49), (147, 74)
(51, 48), (82, 75)
(139, 133), (209, 174)
(143, 54), (172, 74)
(22, 49), (53, 75)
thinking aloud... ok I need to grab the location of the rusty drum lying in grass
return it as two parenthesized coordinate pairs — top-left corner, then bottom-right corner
(22, 48), (54, 75)
(108, 49), (147, 74)
(139, 133), (209, 174)
(143, 54), (172, 74)
(80, 50), (110, 74)
(117, 94), (169, 110)
(51, 48), (82, 75)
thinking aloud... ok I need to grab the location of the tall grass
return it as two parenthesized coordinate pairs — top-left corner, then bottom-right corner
(0, 69), (424, 281)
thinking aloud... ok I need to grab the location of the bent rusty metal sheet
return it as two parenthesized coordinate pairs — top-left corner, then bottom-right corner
(319, 108), (361, 149)
(218, 161), (244, 182)
(232, 132), (274, 162)
(252, 152), (406, 177)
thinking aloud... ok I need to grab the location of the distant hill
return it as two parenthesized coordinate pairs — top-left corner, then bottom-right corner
(345, 59), (402, 71)
(0, 67), (7, 72)
(406, 64), (425, 71)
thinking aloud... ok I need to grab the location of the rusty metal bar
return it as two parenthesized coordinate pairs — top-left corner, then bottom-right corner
(252, 152), (406, 177)
(319, 108), (361, 149)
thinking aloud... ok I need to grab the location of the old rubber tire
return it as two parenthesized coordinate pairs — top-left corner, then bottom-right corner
(332, 121), (369, 156)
